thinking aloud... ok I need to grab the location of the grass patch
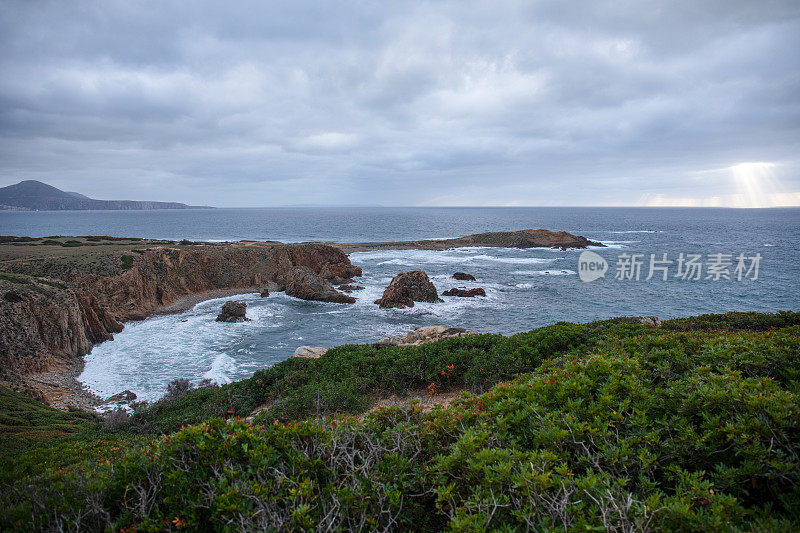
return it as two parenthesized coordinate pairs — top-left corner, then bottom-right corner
(0, 273), (30, 284)
(120, 254), (134, 269)
(36, 278), (67, 289)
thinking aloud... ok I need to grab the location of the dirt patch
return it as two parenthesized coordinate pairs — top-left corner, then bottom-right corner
(360, 388), (469, 419)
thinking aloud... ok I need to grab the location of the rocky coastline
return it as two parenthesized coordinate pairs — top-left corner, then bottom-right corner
(0, 240), (360, 406)
(0, 228), (599, 409)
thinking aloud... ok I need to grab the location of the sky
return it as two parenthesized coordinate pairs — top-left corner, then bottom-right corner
(1, 0), (799, 207)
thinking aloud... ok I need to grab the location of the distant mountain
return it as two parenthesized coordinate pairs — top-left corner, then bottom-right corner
(65, 191), (91, 199)
(0, 180), (212, 211)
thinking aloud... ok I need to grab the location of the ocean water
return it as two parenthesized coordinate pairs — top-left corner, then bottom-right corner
(3, 207), (799, 402)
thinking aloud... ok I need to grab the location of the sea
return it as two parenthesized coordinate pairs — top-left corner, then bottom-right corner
(2, 206), (798, 403)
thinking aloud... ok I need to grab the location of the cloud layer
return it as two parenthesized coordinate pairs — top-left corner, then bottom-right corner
(1, 0), (799, 206)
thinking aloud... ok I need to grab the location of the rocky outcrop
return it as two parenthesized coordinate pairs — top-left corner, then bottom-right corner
(294, 346), (328, 359)
(375, 326), (477, 346)
(375, 271), (442, 309)
(453, 272), (476, 281)
(338, 284), (364, 293)
(0, 241), (362, 398)
(216, 301), (249, 322)
(285, 244), (362, 284)
(640, 316), (661, 327)
(260, 288), (270, 297)
(284, 266), (356, 304)
(337, 229), (604, 253)
(0, 277), (123, 379)
(442, 288), (486, 297)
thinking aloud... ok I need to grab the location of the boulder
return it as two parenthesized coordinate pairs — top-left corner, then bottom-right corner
(442, 287), (486, 298)
(338, 284), (365, 293)
(103, 390), (137, 406)
(285, 266), (356, 304)
(216, 300), (250, 322)
(375, 270), (442, 309)
(452, 272), (476, 281)
(640, 316), (661, 327)
(294, 346), (328, 359)
(377, 325), (477, 346)
(260, 288), (270, 297)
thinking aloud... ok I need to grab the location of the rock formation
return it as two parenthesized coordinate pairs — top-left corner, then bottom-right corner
(337, 229), (604, 253)
(0, 241), (362, 400)
(338, 284), (364, 293)
(216, 301), (249, 322)
(453, 272), (477, 281)
(260, 288), (270, 297)
(293, 346), (328, 359)
(442, 288), (486, 297)
(375, 326), (477, 346)
(640, 316), (661, 327)
(374, 271), (442, 309)
(284, 266), (356, 304)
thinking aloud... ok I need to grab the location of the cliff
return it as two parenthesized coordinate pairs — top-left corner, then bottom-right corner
(0, 242), (360, 398)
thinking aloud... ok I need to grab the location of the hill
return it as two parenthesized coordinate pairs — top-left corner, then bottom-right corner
(1, 311), (798, 531)
(0, 180), (211, 210)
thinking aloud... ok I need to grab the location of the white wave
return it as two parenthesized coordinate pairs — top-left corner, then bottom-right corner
(354, 248), (553, 266)
(516, 283), (534, 289)
(203, 352), (236, 384)
(595, 241), (639, 249)
(512, 269), (576, 276)
(608, 230), (659, 234)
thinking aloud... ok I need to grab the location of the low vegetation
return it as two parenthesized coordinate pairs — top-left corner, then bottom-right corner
(1, 311), (798, 531)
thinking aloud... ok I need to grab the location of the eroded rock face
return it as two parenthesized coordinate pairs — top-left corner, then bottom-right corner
(0, 278), (122, 379)
(216, 301), (249, 322)
(453, 272), (477, 281)
(442, 288), (486, 297)
(285, 266), (356, 304)
(285, 244), (362, 282)
(375, 271), (442, 309)
(375, 325), (477, 346)
(0, 242), (363, 397)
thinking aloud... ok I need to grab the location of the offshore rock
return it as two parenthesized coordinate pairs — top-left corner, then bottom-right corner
(442, 287), (486, 297)
(375, 271), (442, 309)
(216, 301), (249, 322)
(285, 266), (356, 304)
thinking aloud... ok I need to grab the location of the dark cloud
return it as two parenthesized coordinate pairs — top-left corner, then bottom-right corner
(1, 0), (799, 206)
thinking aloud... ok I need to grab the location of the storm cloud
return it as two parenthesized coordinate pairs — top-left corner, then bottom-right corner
(1, 0), (799, 206)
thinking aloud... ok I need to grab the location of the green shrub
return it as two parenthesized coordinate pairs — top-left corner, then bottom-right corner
(2, 314), (799, 531)
(663, 310), (800, 332)
(120, 254), (134, 269)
